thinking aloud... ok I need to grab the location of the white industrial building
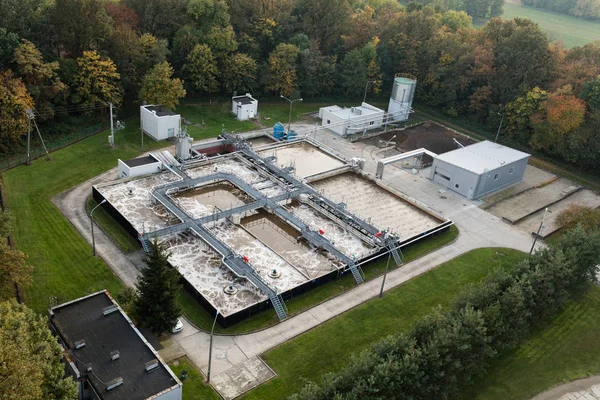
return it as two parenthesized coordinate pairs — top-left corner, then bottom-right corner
(231, 94), (258, 121)
(118, 155), (162, 179)
(140, 105), (181, 141)
(429, 140), (530, 200)
(388, 75), (416, 122)
(319, 102), (385, 136)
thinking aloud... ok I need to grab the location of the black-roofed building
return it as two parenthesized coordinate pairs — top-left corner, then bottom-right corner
(48, 290), (182, 400)
(118, 154), (162, 179)
(231, 93), (258, 121)
(140, 105), (181, 141)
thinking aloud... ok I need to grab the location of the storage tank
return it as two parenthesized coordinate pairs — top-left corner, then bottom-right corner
(175, 131), (192, 160)
(273, 122), (285, 140)
(388, 74), (416, 122)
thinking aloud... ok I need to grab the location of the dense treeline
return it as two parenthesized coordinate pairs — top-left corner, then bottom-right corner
(409, 0), (504, 18)
(1, 0), (600, 171)
(290, 228), (600, 400)
(522, 0), (600, 20)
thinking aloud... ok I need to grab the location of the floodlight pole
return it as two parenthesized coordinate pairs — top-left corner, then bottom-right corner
(206, 310), (220, 383)
(26, 109), (33, 165)
(280, 95), (302, 134)
(529, 207), (548, 256)
(363, 80), (376, 104)
(494, 113), (504, 143)
(90, 199), (107, 256)
(379, 251), (392, 298)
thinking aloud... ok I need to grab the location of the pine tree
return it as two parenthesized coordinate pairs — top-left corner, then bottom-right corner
(133, 239), (181, 334)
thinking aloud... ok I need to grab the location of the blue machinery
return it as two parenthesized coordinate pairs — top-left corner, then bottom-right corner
(142, 135), (403, 320)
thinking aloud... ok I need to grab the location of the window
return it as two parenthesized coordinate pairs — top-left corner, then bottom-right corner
(326, 120), (331, 124)
(509, 167), (515, 175)
(494, 173), (500, 180)
(434, 171), (451, 181)
(455, 183), (460, 188)
(369, 121), (375, 125)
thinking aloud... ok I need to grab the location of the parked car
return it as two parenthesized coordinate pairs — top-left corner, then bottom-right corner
(171, 318), (184, 333)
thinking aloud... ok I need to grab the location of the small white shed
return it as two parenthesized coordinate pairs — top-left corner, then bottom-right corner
(118, 155), (162, 179)
(232, 94), (258, 121)
(319, 102), (385, 136)
(140, 105), (181, 141)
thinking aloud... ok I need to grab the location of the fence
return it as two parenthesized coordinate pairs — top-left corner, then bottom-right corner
(0, 123), (106, 173)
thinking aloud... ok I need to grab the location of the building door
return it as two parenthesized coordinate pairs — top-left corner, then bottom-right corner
(432, 166), (452, 187)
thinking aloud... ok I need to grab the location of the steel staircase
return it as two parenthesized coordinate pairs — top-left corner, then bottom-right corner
(269, 293), (288, 321)
(347, 260), (365, 284)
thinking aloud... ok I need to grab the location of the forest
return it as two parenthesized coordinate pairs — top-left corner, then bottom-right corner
(1, 0), (600, 172)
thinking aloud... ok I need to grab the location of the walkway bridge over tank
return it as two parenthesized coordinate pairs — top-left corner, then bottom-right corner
(141, 136), (404, 320)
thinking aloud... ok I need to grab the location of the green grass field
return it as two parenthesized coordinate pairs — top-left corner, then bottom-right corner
(475, 2), (600, 48)
(241, 248), (526, 400)
(467, 285), (600, 399)
(168, 357), (221, 400)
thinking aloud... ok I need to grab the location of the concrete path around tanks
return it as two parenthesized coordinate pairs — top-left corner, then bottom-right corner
(53, 126), (542, 399)
(530, 376), (600, 400)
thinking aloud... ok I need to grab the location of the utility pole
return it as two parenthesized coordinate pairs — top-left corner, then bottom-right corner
(379, 251), (392, 298)
(26, 109), (33, 165)
(280, 95), (302, 134)
(363, 80), (376, 104)
(494, 113), (504, 143)
(109, 102), (115, 148)
(529, 207), (548, 256)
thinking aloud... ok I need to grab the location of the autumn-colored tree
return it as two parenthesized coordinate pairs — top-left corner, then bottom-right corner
(105, 2), (139, 30)
(530, 92), (586, 155)
(220, 53), (257, 93)
(13, 39), (67, 119)
(341, 5), (377, 50)
(504, 87), (548, 143)
(264, 43), (299, 97)
(74, 50), (122, 107)
(0, 70), (34, 148)
(0, 300), (77, 399)
(183, 44), (219, 94)
(138, 61), (186, 109)
(0, 245), (32, 300)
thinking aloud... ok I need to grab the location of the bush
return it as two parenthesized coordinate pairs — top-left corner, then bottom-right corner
(556, 204), (600, 232)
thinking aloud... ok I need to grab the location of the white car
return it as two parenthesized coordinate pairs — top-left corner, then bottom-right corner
(171, 318), (184, 334)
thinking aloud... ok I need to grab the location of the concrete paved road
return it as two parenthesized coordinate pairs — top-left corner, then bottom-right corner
(54, 128), (541, 398)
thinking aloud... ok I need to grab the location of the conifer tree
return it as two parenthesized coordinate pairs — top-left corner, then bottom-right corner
(134, 239), (181, 334)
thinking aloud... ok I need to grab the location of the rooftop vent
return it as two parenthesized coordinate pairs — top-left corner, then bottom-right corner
(106, 377), (123, 391)
(75, 340), (86, 349)
(145, 359), (159, 372)
(85, 363), (93, 372)
(110, 350), (120, 361)
(102, 305), (119, 316)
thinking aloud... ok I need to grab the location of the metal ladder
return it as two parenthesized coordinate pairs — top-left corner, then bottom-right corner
(140, 235), (152, 253)
(387, 236), (403, 266)
(348, 260), (365, 284)
(269, 293), (288, 320)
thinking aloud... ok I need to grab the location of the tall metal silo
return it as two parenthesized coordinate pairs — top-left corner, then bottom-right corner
(387, 74), (417, 122)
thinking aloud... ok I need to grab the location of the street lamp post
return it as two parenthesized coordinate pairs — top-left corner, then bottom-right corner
(280, 95), (303, 134)
(206, 310), (220, 383)
(363, 80), (376, 104)
(529, 207), (548, 256)
(379, 250), (392, 298)
(90, 199), (107, 256)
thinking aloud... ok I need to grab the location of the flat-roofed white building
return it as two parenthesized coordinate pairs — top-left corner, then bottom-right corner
(429, 140), (530, 199)
(231, 94), (258, 121)
(319, 102), (385, 136)
(140, 105), (181, 141)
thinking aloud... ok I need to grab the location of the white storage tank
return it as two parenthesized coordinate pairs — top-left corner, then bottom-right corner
(388, 75), (416, 122)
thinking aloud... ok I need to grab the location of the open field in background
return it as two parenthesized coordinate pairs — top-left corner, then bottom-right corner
(474, 2), (600, 48)
(241, 248), (527, 400)
(467, 285), (600, 400)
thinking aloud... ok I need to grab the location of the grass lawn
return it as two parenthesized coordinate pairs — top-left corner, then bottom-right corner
(168, 356), (221, 400)
(3, 120), (169, 312)
(86, 196), (141, 253)
(241, 247), (526, 400)
(178, 225), (458, 334)
(467, 284), (600, 399)
(474, 3), (600, 48)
